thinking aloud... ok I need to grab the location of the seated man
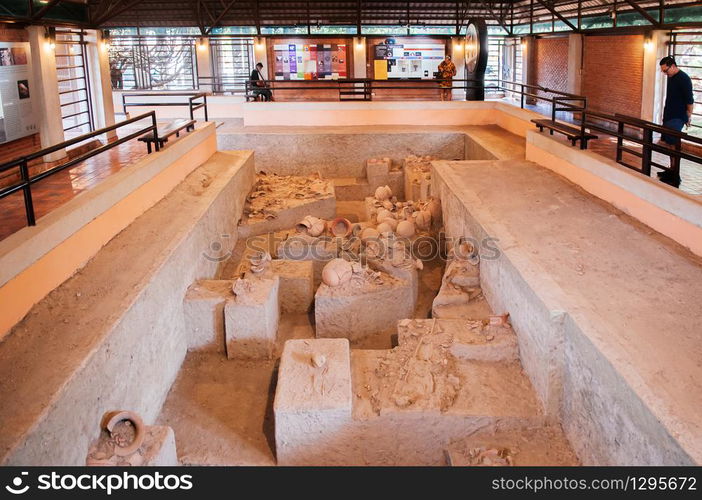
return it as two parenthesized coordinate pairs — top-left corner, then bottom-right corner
(250, 62), (273, 101)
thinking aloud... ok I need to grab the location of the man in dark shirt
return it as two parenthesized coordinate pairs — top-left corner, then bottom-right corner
(657, 56), (694, 184)
(249, 62), (273, 101)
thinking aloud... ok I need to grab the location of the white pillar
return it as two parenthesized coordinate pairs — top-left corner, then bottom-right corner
(451, 37), (466, 100)
(195, 37), (213, 92)
(353, 36), (366, 78)
(253, 37), (268, 77)
(567, 33), (583, 95)
(643, 30), (668, 123)
(85, 30), (117, 139)
(27, 25), (66, 162)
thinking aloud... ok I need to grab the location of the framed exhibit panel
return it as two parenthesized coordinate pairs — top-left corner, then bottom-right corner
(373, 40), (445, 79)
(0, 41), (38, 144)
(273, 43), (348, 80)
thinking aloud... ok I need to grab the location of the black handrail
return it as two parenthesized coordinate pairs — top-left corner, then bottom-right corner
(121, 92), (209, 122)
(0, 111), (158, 229)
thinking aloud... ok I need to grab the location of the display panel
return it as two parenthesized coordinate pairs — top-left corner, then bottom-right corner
(373, 41), (445, 79)
(0, 42), (38, 145)
(273, 43), (347, 80)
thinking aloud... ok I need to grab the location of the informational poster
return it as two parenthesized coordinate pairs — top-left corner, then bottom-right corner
(374, 41), (445, 79)
(0, 42), (38, 144)
(273, 43), (347, 80)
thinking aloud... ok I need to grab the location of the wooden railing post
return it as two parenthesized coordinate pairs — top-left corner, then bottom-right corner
(19, 158), (36, 226)
(642, 127), (653, 176)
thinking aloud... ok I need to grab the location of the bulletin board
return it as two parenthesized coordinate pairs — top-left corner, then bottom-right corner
(273, 43), (348, 80)
(0, 42), (38, 145)
(373, 42), (445, 79)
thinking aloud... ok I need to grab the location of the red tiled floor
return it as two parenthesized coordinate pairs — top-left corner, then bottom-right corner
(0, 127), (164, 242)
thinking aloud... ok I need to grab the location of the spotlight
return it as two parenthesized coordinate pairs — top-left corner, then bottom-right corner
(197, 37), (207, 52)
(644, 38), (654, 52)
(44, 26), (56, 51)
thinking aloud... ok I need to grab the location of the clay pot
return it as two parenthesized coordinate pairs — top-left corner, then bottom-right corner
(249, 251), (272, 273)
(101, 410), (146, 457)
(376, 208), (393, 222)
(311, 353), (327, 368)
(376, 222), (393, 235)
(396, 220), (416, 238)
(414, 210), (432, 230)
(329, 217), (352, 237)
(380, 217), (399, 231)
(321, 258), (353, 287)
(360, 227), (380, 241)
(382, 200), (394, 210)
(296, 215), (325, 237)
(374, 185), (392, 201)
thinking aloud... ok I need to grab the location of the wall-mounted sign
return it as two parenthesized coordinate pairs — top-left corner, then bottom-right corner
(0, 42), (37, 145)
(273, 43), (347, 80)
(374, 42), (444, 80)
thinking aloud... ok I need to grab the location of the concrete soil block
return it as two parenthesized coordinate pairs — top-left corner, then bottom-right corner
(334, 178), (372, 202)
(274, 338), (353, 466)
(238, 193), (336, 239)
(276, 235), (338, 287)
(271, 259), (314, 313)
(404, 165), (432, 202)
(315, 272), (413, 341)
(225, 276), (280, 359)
(183, 280), (234, 353)
(368, 257), (418, 309)
(87, 426), (179, 466)
(396, 318), (518, 363)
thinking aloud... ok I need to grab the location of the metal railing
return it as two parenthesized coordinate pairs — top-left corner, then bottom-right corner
(198, 75), (248, 94)
(584, 111), (702, 178)
(121, 92), (209, 121)
(0, 112), (158, 229)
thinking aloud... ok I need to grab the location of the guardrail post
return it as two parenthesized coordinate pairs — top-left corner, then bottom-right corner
(616, 121), (624, 162)
(642, 127), (653, 176)
(204, 94), (209, 121)
(19, 159), (36, 226)
(520, 84), (525, 109)
(151, 112), (160, 152)
(551, 96), (557, 122)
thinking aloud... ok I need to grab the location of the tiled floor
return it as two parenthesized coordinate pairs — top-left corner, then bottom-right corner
(0, 129), (151, 242)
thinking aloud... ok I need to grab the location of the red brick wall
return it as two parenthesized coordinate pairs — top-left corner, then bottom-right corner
(0, 26), (42, 164)
(582, 34), (644, 117)
(534, 37), (569, 93)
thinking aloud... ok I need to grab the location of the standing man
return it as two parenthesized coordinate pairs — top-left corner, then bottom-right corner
(250, 62), (273, 101)
(658, 56), (694, 185)
(437, 54), (456, 101)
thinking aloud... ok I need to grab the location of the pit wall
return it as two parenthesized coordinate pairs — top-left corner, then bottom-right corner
(3, 151), (255, 465)
(433, 164), (694, 465)
(0, 124), (218, 340)
(218, 130), (497, 178)
(526, 131), (702, 258)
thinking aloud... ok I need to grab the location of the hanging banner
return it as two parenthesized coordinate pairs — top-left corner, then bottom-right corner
(0, 42), (37, 145)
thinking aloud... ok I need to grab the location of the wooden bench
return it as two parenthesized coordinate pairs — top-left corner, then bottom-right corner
(531, 119), (598, 149)
(138, 118), (195, 153)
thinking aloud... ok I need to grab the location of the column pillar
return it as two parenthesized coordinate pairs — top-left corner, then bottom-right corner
(85, 30), (117, 139)
(642, 30), (668, 123)
(451, 36), (466, 100)
(567, 33), (583, 95)
(253, 37), (269, 77)
(27, 25), (66, 162)
(353, 36), (366, 78)
(195, 37), (213, 92)
(523, 35), (536, 104)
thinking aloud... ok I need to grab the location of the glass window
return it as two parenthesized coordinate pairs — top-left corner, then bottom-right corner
(260, 26), (309, 35)
(310, 26), (358, 35)
(361, 25), (409, 35)
(409, 26), (456, 35)
(210, 26), (258, 35)
(209, 37), (255, 94)
(671, 29), (702, 138)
